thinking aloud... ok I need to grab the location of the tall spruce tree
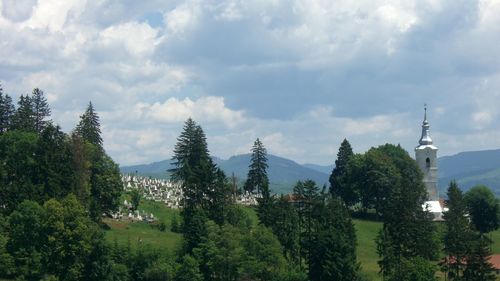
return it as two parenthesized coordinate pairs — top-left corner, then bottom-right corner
(244, 138), (269, 195)
(74, 103), (121, 221)
(170, 118), (231, 251)
(0, 85), (15, 133)
(329, 139), (356, 205)
(31, 88), (51, 134)
(75, 102), (103, 147)
(442, 181), (473, 280)
(12, 95), (36, 132)
(293, 180), (320, 268)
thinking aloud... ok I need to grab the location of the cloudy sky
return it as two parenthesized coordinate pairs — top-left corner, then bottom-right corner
(1, 0), (500, 166)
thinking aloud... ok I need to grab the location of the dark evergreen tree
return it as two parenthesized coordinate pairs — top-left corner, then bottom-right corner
(34, 124), (74, 201)
(442, 180), (473, 280)
(0, 85), (15, 133)
(30, 88), (51, 134)
(75, 102), (103, 147)
(308, 196), (359, 281)
(244, 138), (269, 195)
(293, 180), (320, 268)
(268, 196), (301, 265)
(12, 95), (36, 132)
(329, 139), (356, 205)
(170, 118), (232, 250)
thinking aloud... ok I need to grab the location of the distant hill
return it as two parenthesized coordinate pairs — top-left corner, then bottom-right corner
(121, 149), (500, 196)
(438, 149), (500, 196)
(302, 163), (334, 175)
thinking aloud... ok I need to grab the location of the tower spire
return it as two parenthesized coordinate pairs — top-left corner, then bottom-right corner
(419, 104), (432, 145)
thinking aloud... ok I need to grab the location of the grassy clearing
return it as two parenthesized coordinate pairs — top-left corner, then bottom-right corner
(354, 219), (382, 280)
(103, 198), (182, 254)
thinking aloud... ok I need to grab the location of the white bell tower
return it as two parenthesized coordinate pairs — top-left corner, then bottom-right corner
(415, 105), (439, 200)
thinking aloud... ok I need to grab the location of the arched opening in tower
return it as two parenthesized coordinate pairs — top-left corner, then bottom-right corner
(426, 157), (431, 168)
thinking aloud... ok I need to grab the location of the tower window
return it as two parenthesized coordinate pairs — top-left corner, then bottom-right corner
(426, 157), (431, 168)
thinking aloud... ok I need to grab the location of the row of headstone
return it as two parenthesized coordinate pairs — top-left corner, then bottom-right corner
(122, 174), (183, 209)
(110, 206), (156, 223)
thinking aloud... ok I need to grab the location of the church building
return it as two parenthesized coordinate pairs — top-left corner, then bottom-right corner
(415, 106), (439, 201)
(416, 106), (447, 220)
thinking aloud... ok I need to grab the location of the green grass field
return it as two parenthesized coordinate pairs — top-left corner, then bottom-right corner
(104, 200), (500, 280)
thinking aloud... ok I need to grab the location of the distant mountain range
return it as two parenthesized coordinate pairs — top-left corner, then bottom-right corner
(438, 149), (500, 196)
(121, 149), (500, 196)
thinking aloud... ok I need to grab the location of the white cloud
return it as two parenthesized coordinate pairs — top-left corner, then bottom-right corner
(164, 1), (200, 35)
(138, 96), (246, 128)
(22, 0), (86, 32)
(99, 21), (159, 57)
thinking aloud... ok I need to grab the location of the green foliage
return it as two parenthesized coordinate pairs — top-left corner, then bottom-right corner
(11, 95), (35, 132)
(389, 257), (437, 281)
(308, 196), (359, 281)
(143, 260), (174, 281)
(329, 138), (357, 206)
(373, 144), (438, 279)
(0, 131), (40, 213)
(244, 138), (269, 195)
(174, 255), (202, 281)
(30, 88), (51, 134)
(442, 180), (474, 279)
(7, 201), (45, 280)
(89, 153), (122, 222)
(35, 124), (74, 201)
(465, 185), (500, 234)
(170, 213), (180, 233)
(0, 86), (15, 133)
(130, 189), (141, 212)
(267, 196), (301, 264)
(170, 118), (234, 251)
(463, 234), (496, 281)
(75, 102), (103, 147)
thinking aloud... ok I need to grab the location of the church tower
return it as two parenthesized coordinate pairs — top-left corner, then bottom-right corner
(415, 106), (439, 200)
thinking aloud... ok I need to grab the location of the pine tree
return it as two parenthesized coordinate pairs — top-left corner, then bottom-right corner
(75, 102), (103, 147)
(308, 195), (359, 281)
(244, 138), (269, 195)
(12, 95), (36, 132)
(0, 85), (15, 133)
(31, 88), (51, 134)
(170, 118), (232, 250)
(442, 181), (473, 280)
(293, 180), (320, 268)
(329, 139), (356, 205)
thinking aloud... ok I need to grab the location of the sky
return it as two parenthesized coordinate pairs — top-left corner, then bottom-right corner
(1, 0), (500, 166)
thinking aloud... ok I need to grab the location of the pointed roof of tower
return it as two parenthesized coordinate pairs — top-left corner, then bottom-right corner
(419, 104), (433, 146)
